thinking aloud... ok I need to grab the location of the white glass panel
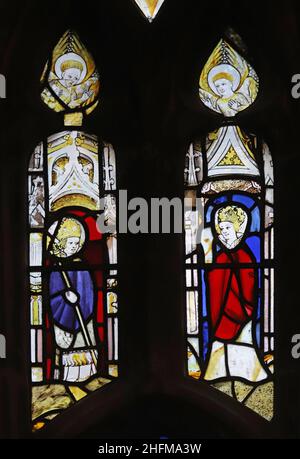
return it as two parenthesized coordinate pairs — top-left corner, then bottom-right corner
(114, 319), (118, 361)
(186, 291), (199, 335)
(29, 233), (43, 267)
(31, 329), (36, 363)
(103, 143), (116, 190)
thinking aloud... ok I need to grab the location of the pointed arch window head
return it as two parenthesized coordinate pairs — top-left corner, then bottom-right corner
(41, 30), (100, 126)
(133, 0), (165, 22)
(29, 31), (118, 432)
(184, 36), (274, 421)
(199, 39), (259, 117)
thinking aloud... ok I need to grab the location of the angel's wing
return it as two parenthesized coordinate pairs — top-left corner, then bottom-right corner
(199, 89), (220, 112)
(238, 77), (258, 103)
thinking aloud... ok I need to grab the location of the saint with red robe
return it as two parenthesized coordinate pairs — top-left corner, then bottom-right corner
(204, 205), (269, 382)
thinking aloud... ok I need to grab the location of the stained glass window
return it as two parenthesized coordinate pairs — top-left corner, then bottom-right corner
(133, 0), (165, 22)
(29, 30), (118, 431)
(184, 38), (274, 420)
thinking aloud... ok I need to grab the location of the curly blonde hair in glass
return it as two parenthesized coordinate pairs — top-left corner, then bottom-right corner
(215, 205), (246, 234)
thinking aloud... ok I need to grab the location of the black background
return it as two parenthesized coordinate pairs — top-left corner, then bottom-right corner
(0, 0), (300, 439)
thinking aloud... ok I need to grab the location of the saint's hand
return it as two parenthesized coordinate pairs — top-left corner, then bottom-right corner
(228, 98), (240, 110)
(64, 290), (79, 305)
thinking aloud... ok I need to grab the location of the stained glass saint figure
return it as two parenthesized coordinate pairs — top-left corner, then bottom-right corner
(185, 36), (274, 420)
(204, 205), (270, 383)
(48, 217), (98, 383)
(29, 31), (118, 431)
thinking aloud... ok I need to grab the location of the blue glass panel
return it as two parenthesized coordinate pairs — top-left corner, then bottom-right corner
(206, 205), (214, 223)
(203, 321), (209, 361)
(250, 206), (261, 232)
(246, 235), (261, 262)
(213, 196), (228, 205)
(258, 268), (262, 288)
(257, 294), (261, 320)
(201, 270), (207, 317)
(50, 270), (94, 332)
(256, 322), (261, 347)
(232, 194), (255, 208)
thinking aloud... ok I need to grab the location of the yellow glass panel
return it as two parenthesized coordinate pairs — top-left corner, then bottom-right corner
(108, 365), (118, 377)
(64, 112), (83, 126)
(32, 422), (45, 432)
(69, 386), (88, 401)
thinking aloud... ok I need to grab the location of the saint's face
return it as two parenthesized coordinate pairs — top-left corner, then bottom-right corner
(214, 78), (234, 98)
(218, 221), (237, 245)
(62, 68), (82, 87)
(64, 237), (80, 256)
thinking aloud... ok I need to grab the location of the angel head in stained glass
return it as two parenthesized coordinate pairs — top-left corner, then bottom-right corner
(199, 40), (259, 117)
(41, 30), (99, 115)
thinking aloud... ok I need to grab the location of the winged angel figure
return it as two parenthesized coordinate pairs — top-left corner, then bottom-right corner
(199, 40), (259, 117)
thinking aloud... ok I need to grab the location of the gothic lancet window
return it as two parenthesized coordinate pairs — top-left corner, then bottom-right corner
(184, 38), (274, 420)
(28, 30), (118, 431)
